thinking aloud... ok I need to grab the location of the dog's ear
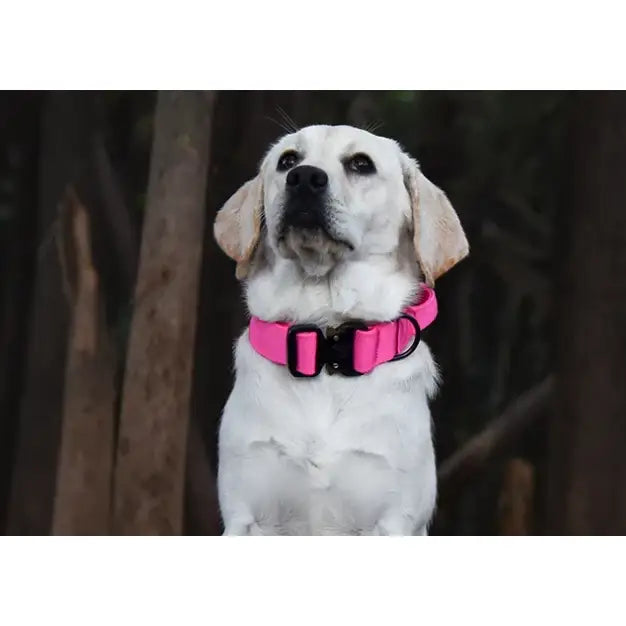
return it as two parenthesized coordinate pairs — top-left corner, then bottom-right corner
(402, 155), (469, 286)
(214, 175), (264, 280)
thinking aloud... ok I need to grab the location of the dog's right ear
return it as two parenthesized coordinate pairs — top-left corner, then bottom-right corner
(213, 175), (264, 280)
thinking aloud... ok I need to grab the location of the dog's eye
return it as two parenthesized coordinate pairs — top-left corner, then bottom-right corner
(345, 153), (376, 175)
(277, 150), (301, 172)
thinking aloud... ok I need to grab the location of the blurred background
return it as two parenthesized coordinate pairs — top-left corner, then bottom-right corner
(1, 91), (624, 535)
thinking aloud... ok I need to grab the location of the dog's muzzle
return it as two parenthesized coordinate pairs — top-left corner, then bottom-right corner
(282, 164), (329, 230)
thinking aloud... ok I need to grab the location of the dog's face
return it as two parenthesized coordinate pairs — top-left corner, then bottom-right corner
(214, 125), (468, 285)
(262, 126), (411, 277)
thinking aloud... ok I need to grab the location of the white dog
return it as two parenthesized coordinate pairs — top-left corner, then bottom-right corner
(214, 125), (468, 535)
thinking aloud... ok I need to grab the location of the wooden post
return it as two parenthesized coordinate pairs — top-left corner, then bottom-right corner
(112, 91), (215, 535)
(52, 188), (116, 535)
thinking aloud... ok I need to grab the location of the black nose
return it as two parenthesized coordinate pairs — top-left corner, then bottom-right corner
(286, 165), (328, 194)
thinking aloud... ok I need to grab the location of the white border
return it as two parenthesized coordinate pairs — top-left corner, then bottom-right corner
(2, 1), (626, 88)
(1, 537), (624, 625)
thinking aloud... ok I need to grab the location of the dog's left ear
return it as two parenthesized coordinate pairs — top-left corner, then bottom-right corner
(402, 154), (469, 286)
(214, 175), (264, 280)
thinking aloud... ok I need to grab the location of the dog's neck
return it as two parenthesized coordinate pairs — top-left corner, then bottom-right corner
(245, 243), (421, 327)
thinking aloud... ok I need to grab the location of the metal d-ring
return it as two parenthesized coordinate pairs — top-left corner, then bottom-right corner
(390, 314), (421, 362)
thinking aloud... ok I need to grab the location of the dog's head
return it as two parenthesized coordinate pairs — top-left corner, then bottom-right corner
(214, 125), (468, 284)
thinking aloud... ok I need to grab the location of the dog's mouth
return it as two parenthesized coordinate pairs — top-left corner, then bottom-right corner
(276, 225), (354, 277)
(277, 224), (354, 254)
(274, 197), (354, 277)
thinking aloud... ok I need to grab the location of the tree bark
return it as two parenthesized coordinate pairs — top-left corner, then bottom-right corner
(51, 189), (116, 535)
(7, 92), (94, 534)
(547, 92), (626, 534)
(497, 458), (535, 535)
(112, 91), (215, 535)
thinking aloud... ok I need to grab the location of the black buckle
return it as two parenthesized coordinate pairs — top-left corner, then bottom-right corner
(286, 320), (367, 378)
(286, 324), (325, 378)
(324, 321), (368, 377)
(286, 315), (420, 378)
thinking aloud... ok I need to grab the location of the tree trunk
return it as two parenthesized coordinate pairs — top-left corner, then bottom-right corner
(51, 189), (116, 535)
(112, 91), (215, 535)
(7, 92), (94, 534)
(548, 92), (626, 534)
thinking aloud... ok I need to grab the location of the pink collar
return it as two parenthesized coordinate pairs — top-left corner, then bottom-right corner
(248, 286), (438, 378)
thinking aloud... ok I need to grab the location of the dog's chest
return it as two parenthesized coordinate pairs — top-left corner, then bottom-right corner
(219, 335), (437, 534)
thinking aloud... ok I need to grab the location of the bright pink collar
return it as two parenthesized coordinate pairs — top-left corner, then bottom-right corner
(248, 286), (438, 378)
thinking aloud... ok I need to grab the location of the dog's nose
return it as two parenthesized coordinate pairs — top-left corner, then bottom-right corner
(286, 165), (328, 194)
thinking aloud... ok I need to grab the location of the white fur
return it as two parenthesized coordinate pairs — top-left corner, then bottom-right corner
(216, 125), (463, 535)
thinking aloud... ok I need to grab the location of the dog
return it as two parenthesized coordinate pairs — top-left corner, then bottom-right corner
(213, 124), (468, 535)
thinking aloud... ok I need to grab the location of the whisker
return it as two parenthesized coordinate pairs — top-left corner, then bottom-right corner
(276, 105), (298, 132)
(276, 105), (299, 132)
(365, 119), (385, 134)
(265, 115), (292, 134)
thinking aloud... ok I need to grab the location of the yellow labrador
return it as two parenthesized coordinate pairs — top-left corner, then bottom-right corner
(214, 125), (468, 535)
